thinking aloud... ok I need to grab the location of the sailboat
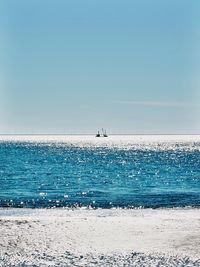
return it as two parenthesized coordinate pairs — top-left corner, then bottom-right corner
(96, 131), (101, 137)
(95, 129), (108, 137)
(102, 128), (108, 137)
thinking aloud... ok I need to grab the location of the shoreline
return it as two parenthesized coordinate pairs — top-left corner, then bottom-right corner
(0, 208), (199, 266)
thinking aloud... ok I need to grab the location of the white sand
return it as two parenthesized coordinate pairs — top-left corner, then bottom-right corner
(0, 208), (200, 266)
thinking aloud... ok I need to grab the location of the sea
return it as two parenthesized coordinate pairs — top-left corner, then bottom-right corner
(0, 135), (200, 209)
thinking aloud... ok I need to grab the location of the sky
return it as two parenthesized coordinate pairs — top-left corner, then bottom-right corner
(0, 0), (200, 134)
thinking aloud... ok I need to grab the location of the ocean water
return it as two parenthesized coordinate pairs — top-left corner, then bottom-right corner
(0, 135), (200, 209)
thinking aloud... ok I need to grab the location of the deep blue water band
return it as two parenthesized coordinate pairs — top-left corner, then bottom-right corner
(0, 140), (200, 208)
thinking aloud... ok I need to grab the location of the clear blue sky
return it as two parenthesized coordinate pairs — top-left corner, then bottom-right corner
(0, 0), (200, 134)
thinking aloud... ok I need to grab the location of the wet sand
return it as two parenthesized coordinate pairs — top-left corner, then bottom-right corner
(0, 208), (200, 266)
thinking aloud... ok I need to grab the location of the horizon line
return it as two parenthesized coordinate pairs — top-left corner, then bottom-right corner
(0, 133), (200, 136)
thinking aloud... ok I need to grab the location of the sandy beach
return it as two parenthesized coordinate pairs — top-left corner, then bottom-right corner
(0, 208), (199, 266)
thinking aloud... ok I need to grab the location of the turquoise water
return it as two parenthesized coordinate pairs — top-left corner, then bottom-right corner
(0, 136), (200, 208)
